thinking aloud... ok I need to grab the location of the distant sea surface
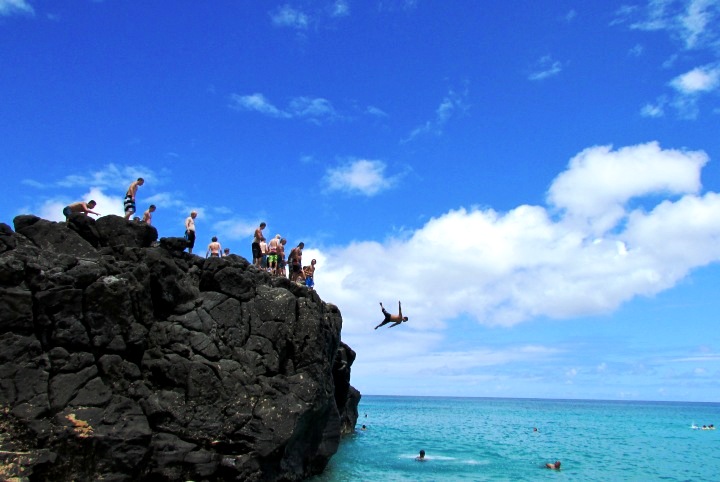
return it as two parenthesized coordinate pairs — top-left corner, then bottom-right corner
(310, 395), (720, 481)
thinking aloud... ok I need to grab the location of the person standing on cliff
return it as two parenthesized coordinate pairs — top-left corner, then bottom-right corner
(123, 177), (144, 220)
(278, 238), (287, 277)
(268, 234), (281, 275)
(63, 200), (100, 220)
(142, 205), (156, 225)
(185, 210), (197, 254)
(303, 259), (317, 290)
(288, 242), (304, 282)
(206, 236), (222, 258)
(374, 301), (408, 329)
(252, 222), (266, 267)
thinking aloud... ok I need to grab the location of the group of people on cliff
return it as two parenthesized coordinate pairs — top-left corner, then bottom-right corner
(62, 178), (317, 289)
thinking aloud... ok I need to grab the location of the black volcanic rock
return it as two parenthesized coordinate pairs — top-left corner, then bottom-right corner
(0, 215), (360, 481)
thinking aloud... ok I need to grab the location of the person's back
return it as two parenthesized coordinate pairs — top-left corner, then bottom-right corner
(207, 236), (221, 258)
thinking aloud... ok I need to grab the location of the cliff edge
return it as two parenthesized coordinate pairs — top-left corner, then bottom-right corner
(0, 214), (360, 481)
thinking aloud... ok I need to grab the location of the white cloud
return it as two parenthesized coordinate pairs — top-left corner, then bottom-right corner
(316, 144), (720, 394)
(37, 187), (125, 222)
(681, 0), (716, 48)
(49, 163), (157, 190)
(403, 88), (468, 142)
(0, 0), (34, 17)
(613, 1), (720, 118)
(528, 55), (563, 81)
(670, 65), (720, 93)
(270, 4), (309, 29)
(366, 105), (388, 117)
(629, 43), (645, 57)
(229, 93), (290, 118)
(331, 0), (350, 17)
(229, 93), (338, 123)
(22, 164), (164, 222)
(314, 143), (720, 365)
(547, 142), (706, 232)
(212, 217), (259, 242)
(641, 101), (665, 117)
(288, 96), (337, 120)
(324, 159), (396, 196)
(618, 0), (720, 49)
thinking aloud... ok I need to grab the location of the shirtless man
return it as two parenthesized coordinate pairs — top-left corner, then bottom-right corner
(260, 238), (268, 270)
(545, 461), (561, 470)
(277, 238), (287, 277)
(185, 210), (197, 254)
(124, 178), (144, 220)
(374, 301), (409, 329)
(142, 205), (156, 225)
(268, 234), (281, 275)
(206, 236), (222, 258)
(223, 248), (230, 256)
(303, 259), (317, 290)
(288, 242), (304, 282)
(252, 222), (266, 267)
(63, 200), (100, 220)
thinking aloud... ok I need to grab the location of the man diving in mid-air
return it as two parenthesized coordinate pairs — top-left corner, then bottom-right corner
(374, 301), (409, 329)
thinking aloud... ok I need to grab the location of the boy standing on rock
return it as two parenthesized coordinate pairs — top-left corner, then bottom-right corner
(123, 178), (144, 220)
(185, 210), (197, 254)
(142, 205), (156, 225)
(252, 222), (266, 267)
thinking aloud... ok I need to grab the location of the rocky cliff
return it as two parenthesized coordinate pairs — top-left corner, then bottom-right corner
(0, 214), (360, 481)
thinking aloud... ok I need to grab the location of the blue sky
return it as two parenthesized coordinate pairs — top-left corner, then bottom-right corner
(2, 0), (720, 402)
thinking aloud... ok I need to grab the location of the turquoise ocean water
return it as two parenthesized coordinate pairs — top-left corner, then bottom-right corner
(311, 395), (720, 481)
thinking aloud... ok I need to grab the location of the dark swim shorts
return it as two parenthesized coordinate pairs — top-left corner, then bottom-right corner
(252, 242), (261, 259)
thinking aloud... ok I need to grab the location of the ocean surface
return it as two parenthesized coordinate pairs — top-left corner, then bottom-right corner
(310, 395), (720, 481)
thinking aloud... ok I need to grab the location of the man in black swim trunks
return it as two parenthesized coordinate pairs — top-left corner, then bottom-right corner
(123, 178), (144, 220)
(185, 210), (197, 254)
(375, 301), (408, 329)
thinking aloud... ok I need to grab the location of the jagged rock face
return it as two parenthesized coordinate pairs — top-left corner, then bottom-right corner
(0, 215), (359, 481)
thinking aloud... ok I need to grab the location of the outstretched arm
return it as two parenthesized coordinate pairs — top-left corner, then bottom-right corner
(398, 301), (403, 319)
(81, 203), (100, 216)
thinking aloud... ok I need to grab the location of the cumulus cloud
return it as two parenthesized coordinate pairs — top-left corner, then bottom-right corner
(324, 159), (397, 196)
(0, 0), (34, 17)
(547, 142), (706, 232)
(670, 64), (720, 93)
(37, 187), (124, 222)
(312, 142), (720, 392)
(21, 164), (161, 221)
(318, 143), (720, 396)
